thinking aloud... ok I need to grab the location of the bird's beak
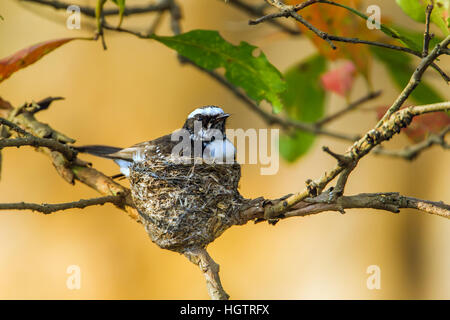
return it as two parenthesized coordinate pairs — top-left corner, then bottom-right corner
(213, 113), (230, 123)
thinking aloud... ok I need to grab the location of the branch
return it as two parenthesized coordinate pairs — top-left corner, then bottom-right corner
(21, 0), (171, 18)
(263, 101), (450, 220)
(227, 0), (301, 35)
(1, 107), (139, 221)
(0, 195), (124, 214)
(315, 91), (382, 127)
(184, 248), (229, 300)
(423, 2), (434, 57)
(376, 36), (450, 126)
(0, 117), (32, 136)
(238, 191), (450, 224)
(373, 125), (450, 160)
(0, 135), (76, 160)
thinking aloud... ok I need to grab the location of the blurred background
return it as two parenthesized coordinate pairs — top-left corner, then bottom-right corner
(0, 0), (449, 299)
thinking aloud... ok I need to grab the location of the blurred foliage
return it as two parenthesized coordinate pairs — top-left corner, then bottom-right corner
(370, 46), (444, 105)
(286, 0), (372, 80)
(279, 55), (326, 162)
(396, 0), (449, 35)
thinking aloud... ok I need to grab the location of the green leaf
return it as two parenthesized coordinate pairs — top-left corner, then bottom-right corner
(396, 0), (449, 35)
(396, 0), (426, 22)
(111, 0), (126, 27)
(279, 55), (326, 162)
(150, 30), (286, 113)
(371, 46), (444, 105)
(95, 0), (107, 32)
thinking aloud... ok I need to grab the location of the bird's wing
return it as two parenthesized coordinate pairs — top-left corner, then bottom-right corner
(107, 133), (176, 161)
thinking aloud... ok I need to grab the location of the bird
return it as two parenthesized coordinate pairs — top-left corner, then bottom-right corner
(75, 105), (236, 177)
(75, 106), (244, 251)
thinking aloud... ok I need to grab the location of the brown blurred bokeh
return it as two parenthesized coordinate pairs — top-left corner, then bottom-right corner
(0, 0), (448, 299)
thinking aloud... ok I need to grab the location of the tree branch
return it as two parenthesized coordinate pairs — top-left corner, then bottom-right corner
(0, 195), (124, 214)
(423, 2), (434, 57)
(0, 108), (139, 221)
(263, 100), (450, 220)
(377, 36), (450, 126)
(227, 0), (301, 35)
(373, 125), (450, 160)
(184, 248), (229, 300)
(21, 0), (171, 18)
(238, 191), (450, 225)
(0, 135), (76, 160)
(315, 91), (382, 127)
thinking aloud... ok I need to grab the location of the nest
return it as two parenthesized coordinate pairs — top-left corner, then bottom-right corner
(129, 154), (246, 253)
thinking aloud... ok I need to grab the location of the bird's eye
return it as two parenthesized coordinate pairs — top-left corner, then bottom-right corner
(211, 136), (216, 142)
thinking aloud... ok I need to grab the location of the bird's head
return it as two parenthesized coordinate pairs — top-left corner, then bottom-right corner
(183, 106), (230, 141)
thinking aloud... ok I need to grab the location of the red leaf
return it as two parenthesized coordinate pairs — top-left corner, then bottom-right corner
(376, 106), (450, 143)
(0, 38), (79, 83)
(320, 60), (356, 97)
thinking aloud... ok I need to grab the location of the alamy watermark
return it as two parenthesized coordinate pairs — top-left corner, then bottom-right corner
(66, 5), (81, 30)
(366, 265), (381, 290)
(168, 122), (280, 175)
(66, 264), (81, 290)
(366, 5), (381, 30)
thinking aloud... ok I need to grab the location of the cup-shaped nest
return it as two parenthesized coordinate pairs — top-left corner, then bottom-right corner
(129, 154), (245, 252)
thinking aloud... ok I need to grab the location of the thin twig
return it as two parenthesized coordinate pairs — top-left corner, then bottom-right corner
(228, 0), (301, 35)
(168, 0), (182, 35)
(21, 0), (171, 18)
(147, 11), (165, 36)
(423, 2), (434, 57)
(373, 125), (450, 160)
(288, 11), (336, 49)
(0, 117), (32, 136)
(0, 195), (124, 214)
(316, 91), (382, 127)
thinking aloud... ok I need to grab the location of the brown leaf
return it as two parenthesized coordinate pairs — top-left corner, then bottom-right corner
(0, 38), (79, 83)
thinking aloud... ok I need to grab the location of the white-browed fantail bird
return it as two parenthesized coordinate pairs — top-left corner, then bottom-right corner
(75, 106), (236, 178)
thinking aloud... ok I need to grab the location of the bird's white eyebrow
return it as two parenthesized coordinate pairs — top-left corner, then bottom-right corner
(188, 106), (224, 119)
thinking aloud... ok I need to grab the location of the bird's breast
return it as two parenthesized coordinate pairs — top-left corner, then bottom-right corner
(203, 139), (236, 163)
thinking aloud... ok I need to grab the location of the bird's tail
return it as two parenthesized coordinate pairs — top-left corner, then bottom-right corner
(74, 145), (123, 159)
